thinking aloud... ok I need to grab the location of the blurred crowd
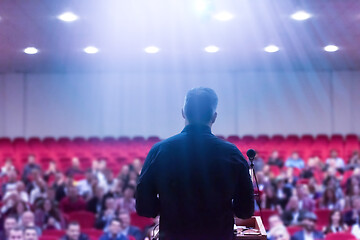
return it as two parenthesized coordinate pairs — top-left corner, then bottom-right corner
(0, 155), (154, 240)
(255, 149), (360, 240)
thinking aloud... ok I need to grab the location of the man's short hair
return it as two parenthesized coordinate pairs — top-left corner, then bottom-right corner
(24, 226), (37, 233)
(67, 221), (80, 228)
(9, 227), (23, 235)
(110, 218), (121, 225)
(183, 87), (218, 124)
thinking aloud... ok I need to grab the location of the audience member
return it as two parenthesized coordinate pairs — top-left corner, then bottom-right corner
(348, 151), (360, 170)
(19, 211), (42, 236)
(117, 186), (136, 213)
(119, 211), (142, 240)
(59, 186), (86, 213)
(96, 197), (117, 231)
(319, 187), (344, 210)
(21, 155), (41, 184)
(66, 157), (84, 177)
(268, 151), (284, 168)
(8, 227), (24, 240)
(323, 210), (348, 234)
(326, 150), (345, 171)
(34, 199), (64, 229)
(285, 152), (305, 169)
(1, 158), (15, 176)
(0, 215), (17, 239)
(77, 170), (96, 199)
(344, 196), (360, 226)
(296, 184), (315, 212)
(60, 221), (90, 240)
(99, 218), (126, 240)
(23, 226), (39, 240)
(281, 196), (307, 226)
(87, 185), (105, 214)
(270, 225), (290, 240)
(291, 212), (324, 240)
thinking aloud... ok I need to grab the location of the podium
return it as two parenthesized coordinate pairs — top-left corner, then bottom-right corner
(235, 216), (267, 240)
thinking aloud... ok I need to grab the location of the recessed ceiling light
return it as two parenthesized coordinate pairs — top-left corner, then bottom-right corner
(24, 47), (38, 55)
(144, 46), (160, 54)
(58, 12), (79, 22)
(324, 45), (339, 52)
(213, 11), (234, 21)
(264, 45), (280, 53)
(204, 45), (219, 53)
(291, 11), (312, 21)
(83, 46), (99, 54)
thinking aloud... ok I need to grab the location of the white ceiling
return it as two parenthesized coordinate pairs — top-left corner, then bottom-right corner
(0, 0), (359, 73)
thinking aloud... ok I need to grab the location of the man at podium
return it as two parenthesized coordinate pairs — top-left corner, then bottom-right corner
(136, 87), (254, 240)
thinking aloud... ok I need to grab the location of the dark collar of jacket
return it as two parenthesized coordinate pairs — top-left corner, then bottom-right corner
(181, 124), (212, 134)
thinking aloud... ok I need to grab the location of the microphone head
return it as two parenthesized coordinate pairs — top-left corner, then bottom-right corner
(246, 149), (256, 159)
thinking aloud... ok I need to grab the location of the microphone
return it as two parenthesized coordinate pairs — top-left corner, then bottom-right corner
(246, 149), (256, 161)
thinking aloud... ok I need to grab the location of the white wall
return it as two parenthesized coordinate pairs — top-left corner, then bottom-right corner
(0, 71), (359, 138)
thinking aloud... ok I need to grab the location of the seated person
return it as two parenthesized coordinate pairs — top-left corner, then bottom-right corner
(267, 215), (285, 239)
(99, 218), (127, 240)
(77, 170), (96, 199)
(59, 186), (86, 213)
(348, 151), (360, 170)
(35, 199), (64, 230)
(1, 158), (15, 176)
(285, 152), (305, 169)
(8, 227), (24, 240)
(19, 211), (42, 236)
(326, 150), (345, 170)
(95, 197), (117, 231)
(87, 185), (105, 214)
(291, 212), (324, 240)
(21, 155), (41, 184)
(268, 151), (284, 168)
(119, 211), (143, 240)
(0, 215), (18, 240)
(117, 186), (136, 213)
(281, 196), (307, 226)
(344, 196), (360, 226)
(24, 226), (39, 240)
(60, 221), (90, 240)
(66, 157), (84, 177)
(323, 210), (348, 234)
(270, 225), (290, 240)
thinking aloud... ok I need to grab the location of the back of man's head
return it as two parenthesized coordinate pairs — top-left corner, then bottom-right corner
(183, 87), (218, 125)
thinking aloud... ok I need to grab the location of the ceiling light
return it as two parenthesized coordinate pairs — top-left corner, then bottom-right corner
(83, 46), (99, 54)
(24, 47), (38, 55)
(194, 0), (209, 13)
(58, 12), (79, 22)
(144, 46), (160, 54)
(264, 45), (279, 53)
(324, 45), (339, 52)
(213, 11), (234, 21)
(204, 45), (219, 53)
(291, 11), (312, 21)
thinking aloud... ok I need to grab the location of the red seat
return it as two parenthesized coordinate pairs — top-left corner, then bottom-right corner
(287, 226), (302, 236)
(254, 209), (278, 230)
(314, 209), (331, 228)
(325, 233), (357, 240)
(68, 211), (96, 229)
(130, 212), (154, 231)
(42, 230), (66, 238)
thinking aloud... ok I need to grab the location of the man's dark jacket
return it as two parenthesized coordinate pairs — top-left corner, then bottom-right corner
(136, 124), (254, 240)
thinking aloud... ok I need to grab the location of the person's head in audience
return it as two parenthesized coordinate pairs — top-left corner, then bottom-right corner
(98, 159), (107, 171)
(123, 185), (136, 200)
(271, 226), (290, 240)
(71, 157), (80, 168)
(290, 152), (299, 160)
(119, 211), (131, 229)
(4, 158), (14, 168)
(328, 210), (344, 227)
(67, 186), (79, 200)
(46, 187), (56, 202)
(66, 222), (81, 240)
(91, 159), (100, 171)
(352, 197), (360, 210)
(9, 227), (23, 240)
(128, 171), (139, 182)
(132, 158), (143, 173)
(105, 197), (116, 210)
(270, 150), (279, 159)
(330, 150), (338, 159)
(182, 87), (218, 126)
(41, 199), (56, 213)
(21, 211), (35, 227)
(8, 170), (18, 183)
(16, 182), (26, 192)
(323, 187), (337, 205)
(16, 201), (27, 217)
(23, 227), (38, 240)
(286, 196), (299, 211)
(269, 215), (284, 230)
(301, 212), (317, 233)
(48, 161), (57, 171)
(85, 169), (94, 182)
(4, 216), (18, 237)
(108, 218), (122, 236)
(27, 155), (36, 165)
(104, 169), (114, 182)
(119, 165), (130, 177)
(95, 186), (104, 199)
(297, 184), (310, 199)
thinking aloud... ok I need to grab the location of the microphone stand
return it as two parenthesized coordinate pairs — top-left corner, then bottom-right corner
(248, 155), (263, 222)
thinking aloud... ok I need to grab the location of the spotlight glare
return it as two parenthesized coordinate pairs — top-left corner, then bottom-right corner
(144, 46), (160, 54)
(291, 11), (312, 21)
(83, 46), (99, 54)
(194, 0), (209, 13)
(213, 11), (234, 21)
(24, 47), (38, 55)
(58, 12), (79, 22)
(324, 45), (339, 52)
(204, 45), (219, 53)
(264, 45), (279, 53)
